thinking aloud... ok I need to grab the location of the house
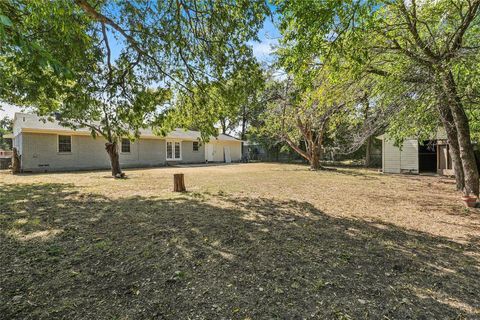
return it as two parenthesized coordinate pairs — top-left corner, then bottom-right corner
(377, 131), (453, 175)
(11, 113), (242, 172)
(0, 148), (12, 158)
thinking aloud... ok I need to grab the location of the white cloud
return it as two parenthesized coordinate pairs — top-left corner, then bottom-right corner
(250, 38), (278, 63)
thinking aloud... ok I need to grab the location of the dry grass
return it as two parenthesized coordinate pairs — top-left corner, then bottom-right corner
(1, 163), (479, 319)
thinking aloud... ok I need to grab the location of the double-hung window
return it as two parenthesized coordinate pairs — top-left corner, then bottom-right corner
(121, 138), (131, 153)
(193, 141), (199, 152)
(58, 135), (72, 153)
(166, 141), (181, 160)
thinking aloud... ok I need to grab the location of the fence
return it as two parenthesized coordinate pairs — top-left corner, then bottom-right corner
(0, 157), (11, 170)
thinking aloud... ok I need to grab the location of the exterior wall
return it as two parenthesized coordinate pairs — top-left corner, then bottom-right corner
(135, 138), (166, 167)
(382, 138), (419, 174)
(18, 131), (241, 172)
(13, 133), (23, 155)
(206, 141), (242, 162)
(20, 133), (168, 172)
(383, 138), (401, 173)
(222, 141), (242, 161)
(181, 141), (205, 163)
(399, 139), (419, 173)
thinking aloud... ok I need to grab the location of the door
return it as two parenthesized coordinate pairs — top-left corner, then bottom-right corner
(224, 146), (231, 163)
(419, 140), (437, 173)
(206, 144), (214, 162)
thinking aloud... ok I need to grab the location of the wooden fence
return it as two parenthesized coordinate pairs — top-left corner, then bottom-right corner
(0, 158), (11, 170)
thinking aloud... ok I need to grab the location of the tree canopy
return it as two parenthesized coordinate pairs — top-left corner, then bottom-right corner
(275, 0), (480, 195)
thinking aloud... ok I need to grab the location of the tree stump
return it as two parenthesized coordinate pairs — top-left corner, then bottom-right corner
(173, 173), (186, 192)
(12, 148), (21, 174)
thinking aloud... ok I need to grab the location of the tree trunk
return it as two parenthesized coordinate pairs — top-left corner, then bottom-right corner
(173, 173), (186, 192)
(12, 147), (21, 174)
(309, 144), (324, 170)
(437, 103), (465, 191)
(441, 70), (479, 196)
(105, 141), (123, 177)
(365, 136), (372, 167)
(310, 151), (320, 170)
(220, 119), (227, 134)
(363, 98), (372, 168)
(241, 110), (247, 141)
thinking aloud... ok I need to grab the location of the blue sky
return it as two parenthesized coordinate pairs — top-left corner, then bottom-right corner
(251, 15), (281, 64)
(0, 14), (281, 119)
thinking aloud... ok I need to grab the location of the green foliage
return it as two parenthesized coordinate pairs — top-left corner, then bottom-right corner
(0, 1), (97, 111)
(161, 61), (265, 141)
(260, 64), (358, 162)
(1, 0), (270, 141)
(275, 0), (480, 144)
(0, 116), (13, 150)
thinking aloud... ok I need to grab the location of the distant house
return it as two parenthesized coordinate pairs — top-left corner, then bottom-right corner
(377, 131), (454, 175)
(11, 113), (242, 172)
(0, 148), (12, 158)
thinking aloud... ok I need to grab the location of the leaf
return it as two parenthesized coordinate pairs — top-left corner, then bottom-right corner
(0, 14), (13, 27)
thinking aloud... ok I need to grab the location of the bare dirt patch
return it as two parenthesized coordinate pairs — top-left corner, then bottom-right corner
(1, 163), (479, 319)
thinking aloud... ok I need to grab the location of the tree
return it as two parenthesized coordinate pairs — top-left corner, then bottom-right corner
(1, 0), (269, 175)
(71, 0), (268, 92)
(54, 55), (170, 177)
(159, 61), (265, 141)
(0, 1), (96, 111)
(276, 0), (480, 196)
(263, 71), (351, 170)
(0, 116), (12, 150)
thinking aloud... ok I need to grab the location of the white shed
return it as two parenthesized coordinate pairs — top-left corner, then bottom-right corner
(380, 137), (419, 174)
(377, 132), (454, 175)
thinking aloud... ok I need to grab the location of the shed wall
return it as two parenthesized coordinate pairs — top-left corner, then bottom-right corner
(382, 138), (419, 174)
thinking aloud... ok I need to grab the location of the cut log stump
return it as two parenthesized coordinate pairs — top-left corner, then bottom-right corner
(173, 173), (186, 192)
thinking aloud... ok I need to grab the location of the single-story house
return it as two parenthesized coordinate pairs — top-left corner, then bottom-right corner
(0, 148), (12, 158)
(377, 131), (453, 175)
(11, 113), (242, 172)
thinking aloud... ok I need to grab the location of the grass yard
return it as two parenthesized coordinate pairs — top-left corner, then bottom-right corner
(1, 163), (479, 319)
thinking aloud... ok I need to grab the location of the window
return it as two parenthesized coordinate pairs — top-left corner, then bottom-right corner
(193, 141), (199, 152)
(58, 135), (71, 153)
(121, 138), (131, 153)
(167, 141), (173, 159)
(174, 142), (181, 159)
(166, 141), (181, 160)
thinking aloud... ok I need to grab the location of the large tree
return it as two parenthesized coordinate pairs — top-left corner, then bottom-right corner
(0, 116), (12, 150)
(163, 60), (265, 140)
(0, 1), (95, 110)
(276, 0), (480, 196)
(262, 70), (354, 170)
(1, 0), (269, 175)
(54, 55), (170, 177)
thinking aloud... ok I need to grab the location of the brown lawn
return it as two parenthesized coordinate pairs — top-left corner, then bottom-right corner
(1, 163), (479, 319)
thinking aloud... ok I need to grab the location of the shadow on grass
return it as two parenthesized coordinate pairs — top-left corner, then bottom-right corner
(0, 183), (479, 319)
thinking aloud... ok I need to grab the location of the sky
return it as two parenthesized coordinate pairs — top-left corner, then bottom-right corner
(0, 13), (281, 120)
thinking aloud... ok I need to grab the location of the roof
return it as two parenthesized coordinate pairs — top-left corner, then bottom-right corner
(13, 113), (241, 142)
